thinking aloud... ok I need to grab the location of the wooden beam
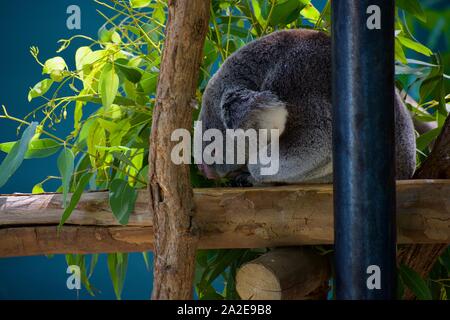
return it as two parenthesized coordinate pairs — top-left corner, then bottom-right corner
(148, 0), (210, 299)
(1, 180), (448, 258)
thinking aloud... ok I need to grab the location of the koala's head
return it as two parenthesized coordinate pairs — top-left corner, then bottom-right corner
(196, 91), (246, 180)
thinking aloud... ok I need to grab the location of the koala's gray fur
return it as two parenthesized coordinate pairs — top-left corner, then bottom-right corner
(199, 29), (416, 185)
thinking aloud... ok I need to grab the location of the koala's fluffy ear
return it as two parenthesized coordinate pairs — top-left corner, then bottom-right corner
(220, 88), (288, 133)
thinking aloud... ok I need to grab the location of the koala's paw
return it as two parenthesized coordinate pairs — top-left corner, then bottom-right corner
(230, 172), (256, 187)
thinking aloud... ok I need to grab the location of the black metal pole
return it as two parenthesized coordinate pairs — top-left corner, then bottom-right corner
(332, 0), (397, 299)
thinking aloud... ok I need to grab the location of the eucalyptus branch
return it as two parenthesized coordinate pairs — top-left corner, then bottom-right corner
(210, 7), (226, 62)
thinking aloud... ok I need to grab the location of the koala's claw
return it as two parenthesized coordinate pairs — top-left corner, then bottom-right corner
(230, 172), (255, 187)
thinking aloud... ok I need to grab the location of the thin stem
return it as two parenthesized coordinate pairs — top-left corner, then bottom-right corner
(210, 7), (226, 62)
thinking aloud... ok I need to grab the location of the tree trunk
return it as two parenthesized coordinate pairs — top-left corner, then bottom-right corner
(148, 0), (210, 300)
(414, 114), (450, 179)
(399, 114), (450, 299)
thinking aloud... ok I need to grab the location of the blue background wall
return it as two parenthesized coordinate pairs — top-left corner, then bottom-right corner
(0, 0), (153, 300)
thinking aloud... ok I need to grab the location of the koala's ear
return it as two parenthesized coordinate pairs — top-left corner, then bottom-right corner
(250, 97), (288, 133)
(220, 88), (288, 133)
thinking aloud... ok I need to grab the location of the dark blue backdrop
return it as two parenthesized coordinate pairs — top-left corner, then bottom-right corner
(0, 0), (153, 300)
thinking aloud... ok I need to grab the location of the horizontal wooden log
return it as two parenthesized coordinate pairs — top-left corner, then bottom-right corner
(0, 180), (449, 257)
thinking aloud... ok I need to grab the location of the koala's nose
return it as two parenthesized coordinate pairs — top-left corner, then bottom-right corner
(198, 163), (219, 180)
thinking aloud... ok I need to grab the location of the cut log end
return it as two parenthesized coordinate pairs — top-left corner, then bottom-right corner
(236, 248), (330, 300)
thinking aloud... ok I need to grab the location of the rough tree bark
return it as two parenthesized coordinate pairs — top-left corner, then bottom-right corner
(399, 114), (450, 299)
(414, 115), (450, 179)
(148, 0), (210, 300)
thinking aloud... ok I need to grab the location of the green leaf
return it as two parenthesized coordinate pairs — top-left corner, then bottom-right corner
(251, 0), (265, 26)
(86, 120), (106, 168)
(72, 154), (91, 187)
(396, 0), (426, 23)
(32, 183), (45, 194)
(130, 0), (151, 8)
(75, 46), (93, 71)
(28, 79), (53, 101)
(97, 118), (119, 133)
(107, 253), (128, 300)
(59, 172), (93, 227)
(199, 285), (225, 300)
(89, 254), (99, 278)
(142, 252), (151, 271)
(112, 151), (138, 170)
(269, 0), (302, 27)
(395, 38), (408, 64)
(99, 63), (120, 109)
(399, 264), (432, 300)
(43, 56), (67, 73)
(57, 148), (75, 208)
(109, 179), (137, 225)
(115, 59), (143, 83)
(98, 27), (121, 44)
(138, 71), (158, 95)
(0, 138), (61, 159)
(300, 2), (320, 23)
(419, 56), (447, 120)
(0, 122), (37, 188)
(198, 250), (246, 293)
(152, 4), (166, 24)
(77, 49), (107, 69)
(416, 127), (441, 151)
(397, 36), (432, 57)
(43, 57), (67, 82)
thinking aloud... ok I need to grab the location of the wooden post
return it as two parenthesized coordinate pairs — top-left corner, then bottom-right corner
(148, 0), (210, 300)
(399, 115), (450, 299)
(236, 248), (330, 300)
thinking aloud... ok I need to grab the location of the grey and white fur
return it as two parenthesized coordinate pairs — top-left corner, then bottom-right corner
(198, 29), (416, 185)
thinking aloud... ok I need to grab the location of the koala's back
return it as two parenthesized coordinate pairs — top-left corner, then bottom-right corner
(208, 29), (331, 103)
(258, 30), (332, 103)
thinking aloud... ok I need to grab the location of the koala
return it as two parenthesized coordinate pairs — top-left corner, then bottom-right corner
(198, 29), (416, 186)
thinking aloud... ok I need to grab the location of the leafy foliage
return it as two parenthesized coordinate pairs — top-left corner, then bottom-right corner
(0, 0), (448, 299)
(399, 264), (433, 300)
(0, 121), (38, 188)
